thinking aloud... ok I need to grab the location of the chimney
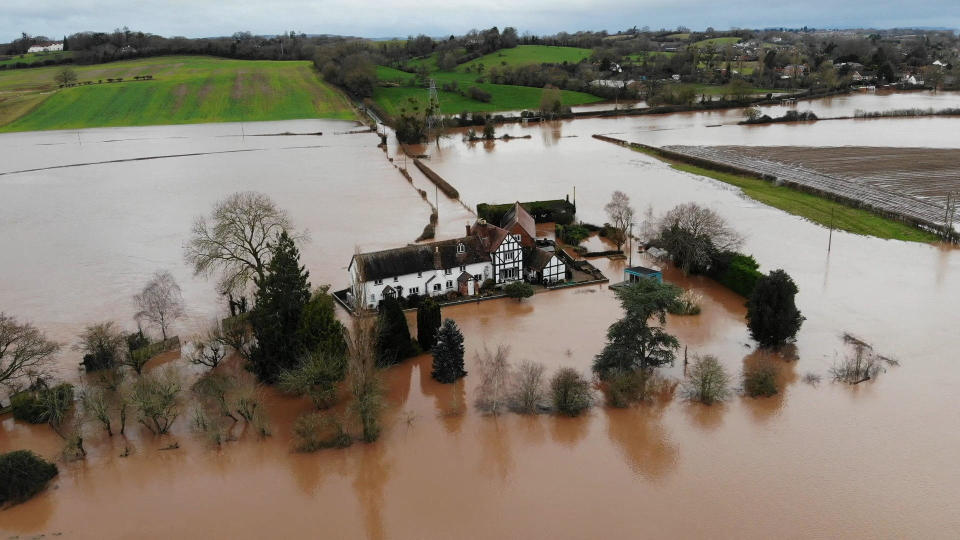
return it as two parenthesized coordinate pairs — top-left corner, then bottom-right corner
(434, 246), (441, 269)
(466, 223), (471, 236)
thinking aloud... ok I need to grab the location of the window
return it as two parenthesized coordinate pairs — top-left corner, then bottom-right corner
(433, 283), (441, 292)
(374, 278), (383, 285)
(409, 287), (419, 295)
(474, 274), (482, 282)
(369, 294), (375, 303)
(459, 265), (466, 272)
(393, 276), (398, 282)
(445, 268), (452, 275)
(446, 280), (453, 289)
(417, 271), (422, 278)
(457, 242), (465, 254)
(512, 234), (521, 242)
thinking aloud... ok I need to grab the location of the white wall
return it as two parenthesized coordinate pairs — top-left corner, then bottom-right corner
(352, 261), (492, 308)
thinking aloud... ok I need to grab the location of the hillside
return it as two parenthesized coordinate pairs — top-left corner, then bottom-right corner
(0, 56), (355, 132)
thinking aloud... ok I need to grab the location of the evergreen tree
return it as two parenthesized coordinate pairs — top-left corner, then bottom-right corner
(375, 296), (413, 367)
(298, 286), (347, 359)
(416, 297), (442, 351)
(431, 319), (466, 383)
(746, 269), (804, 349)
(248, 231), (311, 383)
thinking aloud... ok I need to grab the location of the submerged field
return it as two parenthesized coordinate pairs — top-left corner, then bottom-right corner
(0, 56), (355, 132)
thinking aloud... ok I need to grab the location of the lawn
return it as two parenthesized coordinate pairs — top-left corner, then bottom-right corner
(655, 155), (938, 243)
(374, 51), (603, 116)
(456, 45), (593, 72)
(0, 56), (355, 132)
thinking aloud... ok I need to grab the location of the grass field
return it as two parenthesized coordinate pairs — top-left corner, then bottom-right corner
(0, 51), (73, 67)
(681, 83), (777, 96)
(692, 37), (742, 48)
(0, 56), (355, 132)
(374, 48), (603, 116)
(457, 45), (592, 72)
(632, 145), (937, 242)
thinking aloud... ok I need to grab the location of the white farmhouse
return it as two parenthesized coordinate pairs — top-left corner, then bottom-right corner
(27, 42), (64, 53)
(348, 204), (566, 309)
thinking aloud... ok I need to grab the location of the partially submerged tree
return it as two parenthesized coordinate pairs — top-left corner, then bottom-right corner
(76, 322), (126, 372)
(131, 367), (182, 435)
(431, 319), (466, 384)
(593, 279), (681, 379)
(742, 362), (779, 398)
(375, 296), (414, 367)
(550, 368), (593, 417)
(540, 84), (563, 117)
(278, 352), (346, 409)
(504, 281), (534, 302)
(0, 450), (58, 507)
(184, 191), (297, 296)
(249, 231), (311, 383)
(684, 355), (731, 405)
(416, 297), (442, 351)
(0, 313), (59, 400)
(510, 360), (546, 413)
(133, 270), (185, 341)
(347, 313), (383, 443)
(746, 269), (804, 349)
(188, 321), (228, 370)
(655, 203), (743, 274)
(474, 345), (512, 415)
(604, 190), (635, 251)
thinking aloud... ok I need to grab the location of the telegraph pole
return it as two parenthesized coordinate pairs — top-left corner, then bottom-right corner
(827, 207), (835, 252)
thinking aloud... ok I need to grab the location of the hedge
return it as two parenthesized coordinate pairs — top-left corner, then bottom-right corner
(711, 252), (763, 297)
(477, 199), (576, 226)
(0, 450), (59, 506)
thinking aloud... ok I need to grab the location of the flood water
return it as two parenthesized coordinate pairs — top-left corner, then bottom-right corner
(2, 91), (960, 538)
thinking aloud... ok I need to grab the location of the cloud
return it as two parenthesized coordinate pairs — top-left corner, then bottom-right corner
(3, 0), (958, 42)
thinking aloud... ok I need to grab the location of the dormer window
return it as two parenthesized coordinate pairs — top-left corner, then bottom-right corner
(457, 242), (465, 254)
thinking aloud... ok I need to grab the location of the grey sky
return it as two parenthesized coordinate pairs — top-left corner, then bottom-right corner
(3, 0), (958, 43)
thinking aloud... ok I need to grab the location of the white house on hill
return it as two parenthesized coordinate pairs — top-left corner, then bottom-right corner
(27, 42), (64, 53)
(348, 204), (566, 309)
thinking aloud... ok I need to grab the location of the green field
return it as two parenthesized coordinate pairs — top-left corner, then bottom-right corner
(692, 37), (742, 48)
(633, 146), (937, 242)
(0, 51), (73, 67)
(681, 83), (777, 96)
(0, 56), (355, 132)
(374, 47), (603, 116)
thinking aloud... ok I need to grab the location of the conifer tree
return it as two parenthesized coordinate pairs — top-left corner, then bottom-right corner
(746, 269), (804, 349)
(431, 319), (466, 383)
(376, 296), (413, 367)
(416, 297), (442, 351)
(249, 231), (311, 383)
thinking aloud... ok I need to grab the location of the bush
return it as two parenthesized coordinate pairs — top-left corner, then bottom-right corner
(510, 360), (546, 413)
(743, 363), (779, 397)
(683, 355), (730, 405)
(467, 86), (492, 102)
(550, 368), (593, 416)
(504, 281), (534, 301)
(278, 352), (346, 409)
(709, 251), (762, 297)
(11, 383), (75, 425)
(0, 450), (58, 506)
(668, 289), (702, 315)
(606, 370), (652, 408)
(746, 269), (804, 349)
(555, 223), (591, 245)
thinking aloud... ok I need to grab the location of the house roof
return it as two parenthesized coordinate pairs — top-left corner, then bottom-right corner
(625, 265), (661, 276)
(500, 202), (536, 239)
(457, 271), (473, 283)
(530, 248), (558, 271)
(352, 236), (489, 282)
(468, 220), (510, 253)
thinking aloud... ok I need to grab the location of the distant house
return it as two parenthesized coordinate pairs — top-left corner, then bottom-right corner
(27, 42), (63, 53)
(348, 203), (566, 308)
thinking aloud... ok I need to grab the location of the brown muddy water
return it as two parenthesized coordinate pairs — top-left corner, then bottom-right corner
(2, 92), (960, 538)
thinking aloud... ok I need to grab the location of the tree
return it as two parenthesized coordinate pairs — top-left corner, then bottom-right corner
(431, 319), (466, 383)
(655, 202), (742, 274)
(133, 270), (184, 341)
(298, 286), (348, 359)
(0, 314), (59, 399)
(510, 360), (546, 413)
(76, 322), (126, 372)
(248, 231), (311, 383)
(474, 345), (511, 414)
(130, 367), (181, 435)
(184, 191), (297, 296)
(347, 313), (383, 443)
(746, 269), (804, 349)
(604, 190), (635, 251)
(504, 281), (534, 301)
(416, 297), (442, 351)
(540, 84), (563, 117)
(683, 355), (730, 405)
(483, 120), (496, 139)
(188, 321), (228, 370)
(375, 296), (414, 367)
(550, 368), (593, 416)
(53, 67), (77, 86)
(278, 352), (345, 409)
(593, 279), (681, 378)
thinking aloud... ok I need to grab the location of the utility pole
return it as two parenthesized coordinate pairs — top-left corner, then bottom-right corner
(827, 207), (834, 252)
(628, 222), (633, 266)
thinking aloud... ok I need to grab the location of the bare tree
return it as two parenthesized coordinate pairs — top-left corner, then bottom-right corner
(188, 321), (228, 370)
(0, 313), (59, 399)
(75, 321), (126, 372)
(184, 191), (298, 295)
(656, 202), (743, 273)
(134, 271), (185, 341)
(474, 345), (513, 415)
(345, 255), (383, 442)
(604, 190), (635, 251)
(510, 360), (546, 414)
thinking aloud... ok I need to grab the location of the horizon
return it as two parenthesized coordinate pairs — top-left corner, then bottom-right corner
(4, 0), (959, 44)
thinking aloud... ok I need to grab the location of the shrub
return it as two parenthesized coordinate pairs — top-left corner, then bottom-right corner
(710, 251), (762, 297)
(555, 223), (590, 245)
(278, 352), (346, 409)
(606, 369), (653, 408)
(11, 383), (74, 425)
(742, 363), (779, 397)
(292, 412), (352, 452)
(669, 289), (702, 315)
(746, 269), (804, 349)
(504, 281), (534, 301)
(683, 355), (730, 405)
(467, 86), (492, 102)
(550, 368), (593, 416)
(0, 450), (58, 506)
(131, 368), (181, 435)
(474, 345), (512, 414)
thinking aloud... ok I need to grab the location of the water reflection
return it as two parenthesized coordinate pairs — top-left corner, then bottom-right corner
(604, 405), (679, 481)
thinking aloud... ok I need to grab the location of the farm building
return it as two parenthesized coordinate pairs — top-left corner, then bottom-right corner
(623, 265), (663, 283)
(27, 42), (63, 53)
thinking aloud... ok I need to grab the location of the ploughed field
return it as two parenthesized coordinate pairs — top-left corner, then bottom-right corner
(0, 56), (355, 132)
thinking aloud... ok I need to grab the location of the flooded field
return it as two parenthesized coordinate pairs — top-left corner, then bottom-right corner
(2, 90), (960, 538)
